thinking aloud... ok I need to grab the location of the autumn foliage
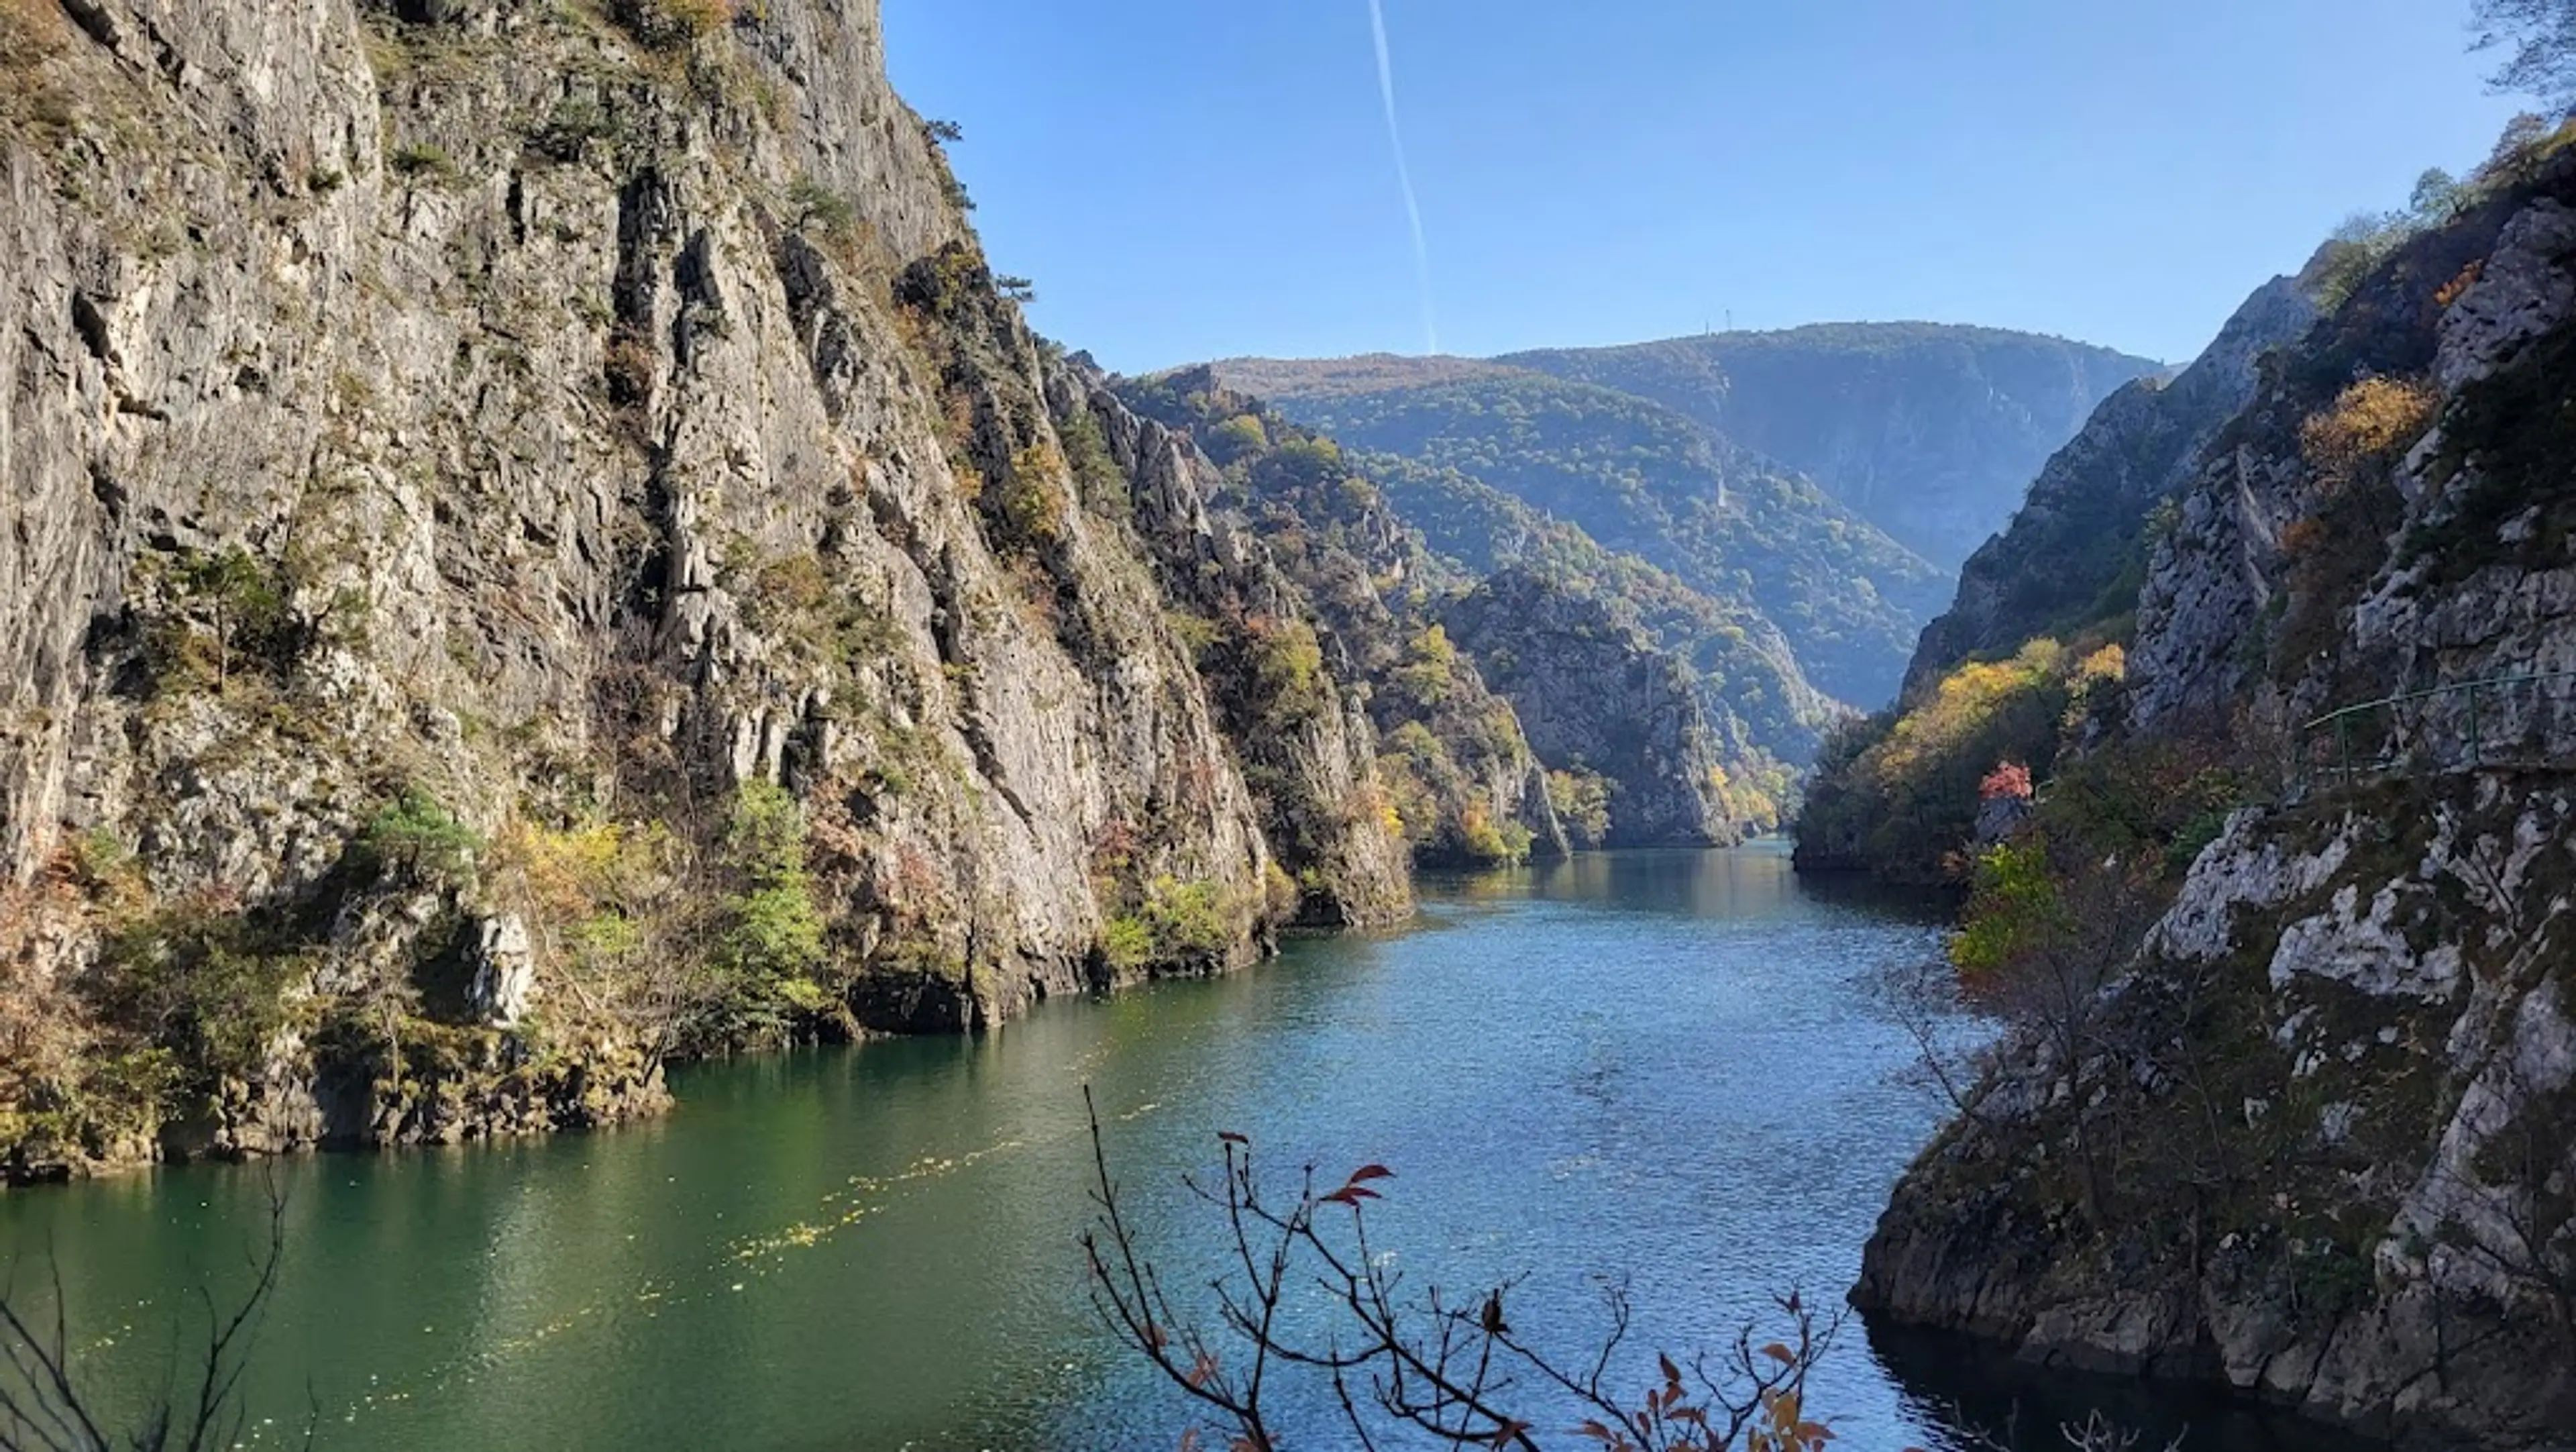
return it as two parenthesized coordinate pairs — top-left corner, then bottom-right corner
(1976, 762), (2034, 803)
(2298, 376), (2438, 494)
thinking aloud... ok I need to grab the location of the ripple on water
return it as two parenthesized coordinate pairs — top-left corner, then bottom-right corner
(0, 848), (2367, 1451)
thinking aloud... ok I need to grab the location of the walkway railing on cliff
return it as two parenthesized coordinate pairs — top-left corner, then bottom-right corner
(2298, 668), (2576, 786)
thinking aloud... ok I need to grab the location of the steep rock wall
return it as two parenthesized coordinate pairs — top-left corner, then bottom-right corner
(1443, 568), (1737, 847)
(1855, 152), (2576, 1450)
(0, 0), (1401, 1177)
(1902, 276), (2318, 702)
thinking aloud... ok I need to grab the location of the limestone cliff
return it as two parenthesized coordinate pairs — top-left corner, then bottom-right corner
(1902, 276), (2320, 701)
(1853, 140), (2576, 1449)
(0, 0), (1405, 1179)
(1442, 568), (1738, 848)
(1110, 367), (1570, 867)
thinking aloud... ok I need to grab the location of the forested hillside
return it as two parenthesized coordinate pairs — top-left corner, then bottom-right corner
(1212, 362), (1947, 707)
(1117, 368), (1795, 845)
(1504, 323), (2161, 568)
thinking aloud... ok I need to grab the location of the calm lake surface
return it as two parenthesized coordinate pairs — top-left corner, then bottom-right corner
(1, 847), (2375, 1451)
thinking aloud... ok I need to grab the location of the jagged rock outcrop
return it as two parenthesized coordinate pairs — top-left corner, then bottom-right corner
(1063, 368), (1411, 919)
(1442, 569), (1736, 847)
(0, 0), (1402, 1177)
(1855, 146), (2576, 1450)
(1858, 780), (2576, 1448)
(1343, 448), (1839, 767)
(1902, 276), (2319, 701)
(1111, 366), (1570, 866)
(2133, 176), (2576, 745)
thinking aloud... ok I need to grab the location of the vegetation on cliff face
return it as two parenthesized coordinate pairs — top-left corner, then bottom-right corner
(1111, 369), (1571, 866)
(1223, 364), (1947, 707)
(1334, 451), (1836, 766)
(1118, 368), (1809, 849)
(1443, 568), (1758, 846)
(1501, 324), (2161, 571)
(1898, 277), (2321, 704)
(1828, 115), (2576, 1448)
(1793, 638), (2130, 884)
(0, 0), (1421, 1180)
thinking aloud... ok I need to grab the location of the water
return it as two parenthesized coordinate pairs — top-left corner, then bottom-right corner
(1, 847), (2371, 1451)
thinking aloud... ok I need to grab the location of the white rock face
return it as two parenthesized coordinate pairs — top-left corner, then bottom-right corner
(471, 915), (537, 1028)
(2129, 178), (2576, 756)
(2147, 809), (2353, 963)
(1858, 142), (2576, 1449)
(2267, 883), (2462, 999)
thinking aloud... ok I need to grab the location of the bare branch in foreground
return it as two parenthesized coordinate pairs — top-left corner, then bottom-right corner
(1079, 1084), (1845, 1451)
(0, 1181), (303, 1452)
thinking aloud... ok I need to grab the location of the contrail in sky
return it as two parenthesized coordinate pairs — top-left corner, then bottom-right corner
(1367, 0), (1439, 355)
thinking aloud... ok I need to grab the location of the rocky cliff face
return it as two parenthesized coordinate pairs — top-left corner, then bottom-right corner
(1902, 278), (2320, 701)
(1063, 366), (1413, 915)
(1442, 569), (1737, 848)
(1338, 449), (1835, 770)
(1854, 144), (2576, 1449)
(1112, 367), (1570, 867)
(2131, 181), (2576, 744)
(1859, 777), (2576, 1448)
(0, 0), (1404, 1178)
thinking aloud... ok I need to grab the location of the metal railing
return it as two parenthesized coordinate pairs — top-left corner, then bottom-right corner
(2299, 668), (2576, 786)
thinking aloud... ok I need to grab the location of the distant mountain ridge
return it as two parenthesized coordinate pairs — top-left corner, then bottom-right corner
(1179, 323), (2147, 790)
(1208, 323), (2159, 578)
(1234, 365), (1945, 707)
(1502, 323), (2164, 568)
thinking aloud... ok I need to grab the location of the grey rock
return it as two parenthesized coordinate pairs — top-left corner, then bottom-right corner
(470, 915), (537, 1027)
(0, 0), (1402, 1175)
(1907, 274), (2317, 703)
(1443, 569), (1739, 847)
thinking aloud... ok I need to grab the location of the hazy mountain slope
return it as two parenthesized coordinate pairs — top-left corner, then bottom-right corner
(1900, 278), (2322, 701)
(1503, 324), (2162, 570)
(1219, 364), (1947, 705)
(1347, 452), (1835, 765)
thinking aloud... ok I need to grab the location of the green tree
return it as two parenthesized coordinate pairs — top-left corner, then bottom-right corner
(2409, 166), (2465, 223)
(174, 548), (288, 690)
(358, 792), (484, 886)
(788, 177), (857, 236)
(701, 780), (829, 1043)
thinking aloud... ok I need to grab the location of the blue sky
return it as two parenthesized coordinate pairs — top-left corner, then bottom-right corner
(883, 0), (2530, 372)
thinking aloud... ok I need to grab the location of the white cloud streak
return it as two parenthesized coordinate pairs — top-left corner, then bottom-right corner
(1367, 0), (1439, 355)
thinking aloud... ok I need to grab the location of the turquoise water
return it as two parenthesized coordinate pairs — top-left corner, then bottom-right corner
(0, 847), (2369, 1449)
